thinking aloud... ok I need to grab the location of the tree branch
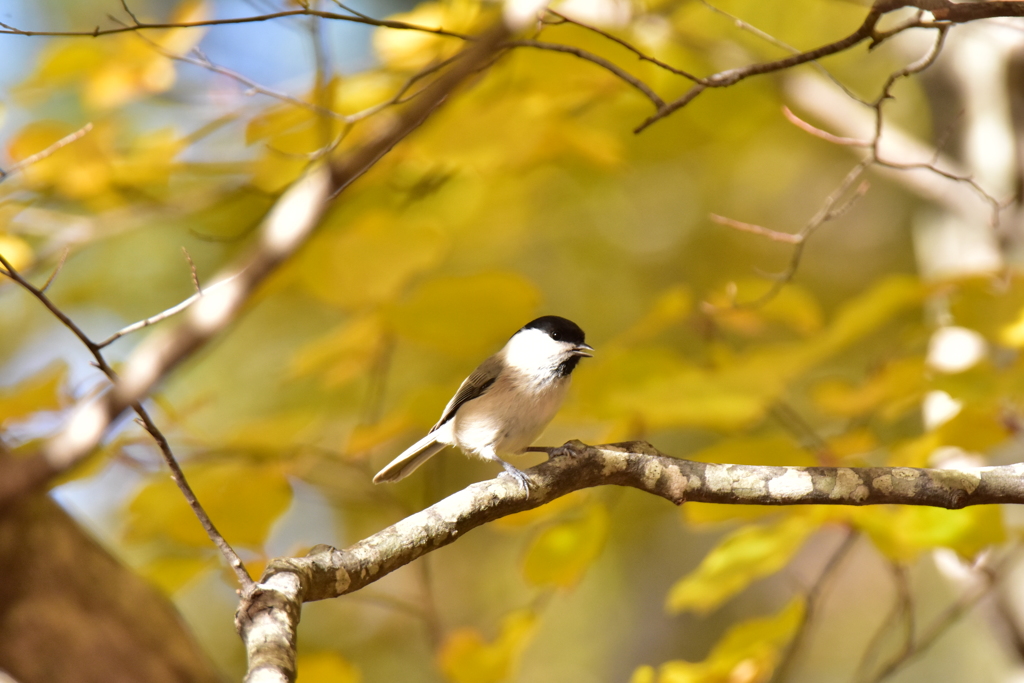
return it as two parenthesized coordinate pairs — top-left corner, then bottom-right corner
(0, 22), (512, 511)
(237, 439), (1024, 681)
(0, 8), (470, 39)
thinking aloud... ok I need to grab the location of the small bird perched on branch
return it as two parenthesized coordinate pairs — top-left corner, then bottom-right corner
(373, 316), (593, 492)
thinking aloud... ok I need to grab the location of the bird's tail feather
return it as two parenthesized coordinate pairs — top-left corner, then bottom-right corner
(373, 434), (447, 483)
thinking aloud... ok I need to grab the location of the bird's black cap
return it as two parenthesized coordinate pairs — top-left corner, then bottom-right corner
(522, 316), (587, 346)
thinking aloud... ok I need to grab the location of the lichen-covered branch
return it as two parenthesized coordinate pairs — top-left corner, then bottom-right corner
(237, 439), (1024, 681)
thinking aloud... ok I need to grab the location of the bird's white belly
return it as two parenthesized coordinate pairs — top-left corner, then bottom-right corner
(451, 377), (569, 457)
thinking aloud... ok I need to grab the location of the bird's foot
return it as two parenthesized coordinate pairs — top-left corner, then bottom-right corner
(499, 461), (533, 494)
(543, 439), (587, 460)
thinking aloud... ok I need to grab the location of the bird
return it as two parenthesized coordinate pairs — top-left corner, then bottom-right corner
(373, 315), (593, 492)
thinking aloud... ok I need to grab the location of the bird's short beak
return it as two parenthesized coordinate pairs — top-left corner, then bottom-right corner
(573, 343), (594, 358)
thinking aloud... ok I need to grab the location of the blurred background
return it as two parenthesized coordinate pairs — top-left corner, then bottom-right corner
(3, 1), (1024, 682)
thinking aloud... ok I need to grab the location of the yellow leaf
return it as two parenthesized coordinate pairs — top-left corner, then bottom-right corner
(290, 315), (385, 387)
(334, 72), (402, 116)
(667, 515), (817, 614)
(887, 432), (942, 467)
(816, 276), (922, 352)
(127, 461), (292, 549)
(251, 151), (308, 194)
(827, 429), (879, 460)
(389, 272), (542, 355)
(111, 127), (186, 189)
(298, 212), (446, 310)
(297, 651), (361, 683)
(438, 610), (537, 683)
(812, 357), (925, 418)
(705, 598), (805, 679)
(999, 305), (1024, 347)
(617, 285), (693, 346)
(606, 277), (922, 430)
(7, 120), (114, 199)
(157, 0), (211, 54)
(0, 363), (67, 423)
(936, 404), (1010, 453)
(222, 412), (323, 451)
(522, 503), (608, 588)
(640, 599), (805, 683)
(852, 505), (1004, 562)
(559, 123), (624, 168)
(372, 3), (478, 71)
(0, 233), (34, 272)
(24, 42), (104, 89)
(346, 413), (411, 456)
(708, 280), (823, 337)
(628, 666), (657, 683)
(139, 554), (214, 595)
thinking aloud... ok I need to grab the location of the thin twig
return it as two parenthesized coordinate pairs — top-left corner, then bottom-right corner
(182, 247), (202, 294)
(711, 213), (803, 244)
(635, 6), (886, 132)
(40, 248), (69, 293)
(700, 0), (869, 105)
(770, 528), (859, 683)
(96, 273), (240, 348)
(854, 561), (914, 683)
(0, 252), (253, 589)
(707, 161), (869, 309)
(0, 9), (471, 39)
(769, 402), (838, 465)
(506, 39), (666, 109)
(544, 8), (703, 83)
(0, 123), (93, 182)
(782, 106), (870, 147)
(119, 0), (141, 26)
(866, 550), (1019, 683)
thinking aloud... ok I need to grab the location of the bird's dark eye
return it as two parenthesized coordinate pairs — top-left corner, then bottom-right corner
(551, 332), (562, 340)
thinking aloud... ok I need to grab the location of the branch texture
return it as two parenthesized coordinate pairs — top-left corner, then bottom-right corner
(237, 440), (1024, 681)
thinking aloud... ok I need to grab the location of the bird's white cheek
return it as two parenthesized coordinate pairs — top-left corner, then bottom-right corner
(503, 328), (565, 376)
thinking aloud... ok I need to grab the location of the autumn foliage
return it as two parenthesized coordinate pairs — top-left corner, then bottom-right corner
(2, 1), (1024, 682)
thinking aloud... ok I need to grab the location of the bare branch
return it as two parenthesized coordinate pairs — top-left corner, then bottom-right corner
(2, 23), (509, 507)
(855, 561), (914, 682)
(700, 1), (869, 105)
(237, 440), (1024, 681)
(782, 106), (870, 147)
(0, 253), (253, 589)
(770, 529), (859, 683)
(0, 9), (470, 39)
(635, 6), (885, 132)
(182, 247), (202, 294)
(506, 39), (666, 109)
(39, 248), (69, 293)
(96, 273), (238, 349)
(711, 213), (803, 244)
(544, 8), (703, 83)
(118, 0), (141, 26)
(866, 551), (1015, 683)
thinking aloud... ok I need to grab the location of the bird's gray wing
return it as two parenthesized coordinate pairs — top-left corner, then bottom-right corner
(430, 355), (501, 432)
